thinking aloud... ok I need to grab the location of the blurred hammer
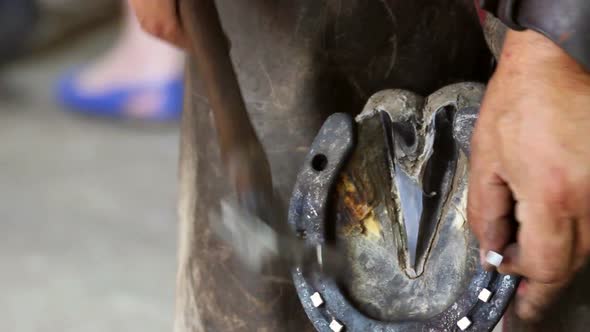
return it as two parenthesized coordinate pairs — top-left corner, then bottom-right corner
(178, 0), (275, 218)
(176, 0), (345, 276)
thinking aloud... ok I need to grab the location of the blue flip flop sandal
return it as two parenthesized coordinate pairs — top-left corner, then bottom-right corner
(56, 71), (184, 121)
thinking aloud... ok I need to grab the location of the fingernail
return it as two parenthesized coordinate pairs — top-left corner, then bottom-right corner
(485, 250), (504, 267)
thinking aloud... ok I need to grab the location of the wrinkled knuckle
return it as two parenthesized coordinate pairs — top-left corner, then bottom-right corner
(542, 172), (572, 211)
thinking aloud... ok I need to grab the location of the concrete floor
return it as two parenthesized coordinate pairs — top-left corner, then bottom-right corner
(0, 26), (178, 331)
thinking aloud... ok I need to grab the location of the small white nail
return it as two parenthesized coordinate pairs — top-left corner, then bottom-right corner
(457, 316), (472, 330)
(316, 244), (323, 267)
(329, 319), (344, 332)
(486, 250), (503, 267)
(310, 292), (324, 307)
(478, 288), (492, 302)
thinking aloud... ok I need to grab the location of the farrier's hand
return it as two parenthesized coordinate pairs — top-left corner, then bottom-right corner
(468, 29), (590, 321)
(129, 0), (187, 47)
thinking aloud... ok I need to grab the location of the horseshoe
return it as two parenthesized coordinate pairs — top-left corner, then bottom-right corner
(288, 82), (518, 332)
